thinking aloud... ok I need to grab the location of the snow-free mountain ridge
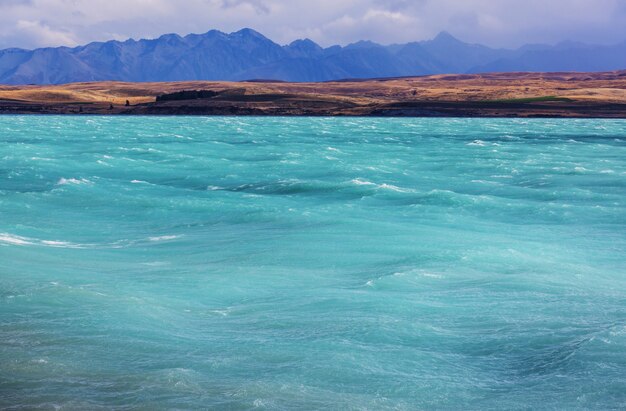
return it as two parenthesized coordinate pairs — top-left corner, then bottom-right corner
(1, 28), (625, 84)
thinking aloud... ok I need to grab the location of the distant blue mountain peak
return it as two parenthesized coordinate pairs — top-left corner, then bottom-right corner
(0, 28), (624, 84)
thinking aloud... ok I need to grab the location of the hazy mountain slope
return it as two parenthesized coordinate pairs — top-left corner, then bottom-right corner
(416, 32), (515, 73)
(469, 42), (626, 73)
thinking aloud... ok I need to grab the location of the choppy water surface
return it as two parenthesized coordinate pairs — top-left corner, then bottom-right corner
(1, 116), (625, 410)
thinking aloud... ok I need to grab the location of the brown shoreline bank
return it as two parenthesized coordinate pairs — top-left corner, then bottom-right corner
(1, 71), (625, 117)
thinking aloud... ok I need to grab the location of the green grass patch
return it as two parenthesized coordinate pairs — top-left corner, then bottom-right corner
(483, 96), (573, 104)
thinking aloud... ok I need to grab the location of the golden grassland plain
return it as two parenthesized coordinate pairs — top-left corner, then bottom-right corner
(1, 71), (625, 117)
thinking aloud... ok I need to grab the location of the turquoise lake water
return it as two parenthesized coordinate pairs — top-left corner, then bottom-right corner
(1, 116), (625, 410)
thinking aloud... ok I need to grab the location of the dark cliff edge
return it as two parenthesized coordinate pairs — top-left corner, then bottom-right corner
(2, 97), (625, 118)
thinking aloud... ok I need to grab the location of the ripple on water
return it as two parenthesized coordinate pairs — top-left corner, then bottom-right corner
(1, 117), (625, 410)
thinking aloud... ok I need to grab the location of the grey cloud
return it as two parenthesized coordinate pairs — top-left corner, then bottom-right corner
(221, 0), (269, 14)
(0, 0), (624, 50)
(0, 0), (33, 7)
(372, 0), (413, 11)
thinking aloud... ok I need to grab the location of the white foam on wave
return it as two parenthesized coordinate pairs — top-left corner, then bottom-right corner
(0, 233), (33, 246)
(468, 140), (487, 146)
(57, 177), (91, 186)
(41, 240), (74, 247)
(38, 239), (84, 249)
(0, 233), (86, 248)
(210, 308), (231, 317)
(365, 268), (443, 288)
(471, 179), (501, 186)
(379, 183), (410, 193)
(420, 272), (444, 279)
(119, 147), (161, 153)
(207, 185), (223, 191)
(351, 178), (376, 186)
(350, 179), (411, 193)
(149, 235), (181, 242)
(141, 261), (170, 267)
(131, 180), (149, 184)
(396, 268), (444, 279)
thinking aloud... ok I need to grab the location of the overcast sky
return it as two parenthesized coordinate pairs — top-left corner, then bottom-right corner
(0, 0), (625, 50)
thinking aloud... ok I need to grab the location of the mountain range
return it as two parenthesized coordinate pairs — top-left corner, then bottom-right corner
(1, 28), (625, 85)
